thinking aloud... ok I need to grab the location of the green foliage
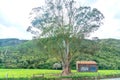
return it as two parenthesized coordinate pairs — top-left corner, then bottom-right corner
(30, 0), (104, 38)
(0, 38), (120, 70)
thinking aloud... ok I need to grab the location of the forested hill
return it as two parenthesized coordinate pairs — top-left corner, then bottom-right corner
(0, 38), (120, 69)
(0, 38), (28, 47)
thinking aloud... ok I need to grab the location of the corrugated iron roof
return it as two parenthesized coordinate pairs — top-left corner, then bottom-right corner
(76, 61), (97, 64)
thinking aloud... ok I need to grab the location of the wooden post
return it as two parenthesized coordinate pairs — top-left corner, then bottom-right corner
(32, 74), (34, 78)
(6, 73), (8, 79)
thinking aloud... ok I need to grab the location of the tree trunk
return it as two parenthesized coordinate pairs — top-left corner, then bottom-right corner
(62, 62), (71, 76)
(62, 53), (71, 76)
(62, 39), (71, 76)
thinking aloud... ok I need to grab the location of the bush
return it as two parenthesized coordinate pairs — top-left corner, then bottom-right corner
(53, 63), (62, 70)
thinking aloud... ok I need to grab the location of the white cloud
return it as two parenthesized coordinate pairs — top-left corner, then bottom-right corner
(89, 0), (120, 39)
(0, 24), (34, 39)
(0, 0), (44, 40)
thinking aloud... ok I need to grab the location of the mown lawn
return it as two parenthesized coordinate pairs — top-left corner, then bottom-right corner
(0, 69), (120, 78)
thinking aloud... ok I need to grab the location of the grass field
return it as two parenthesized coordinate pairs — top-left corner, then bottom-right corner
(0, 69), (60, 78)
(0, 69), (120, 79)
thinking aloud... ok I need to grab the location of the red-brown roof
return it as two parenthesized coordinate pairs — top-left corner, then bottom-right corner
(76, 61), (97, 65)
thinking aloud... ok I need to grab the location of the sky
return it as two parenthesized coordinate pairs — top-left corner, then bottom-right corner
(0, 0), (120, 40)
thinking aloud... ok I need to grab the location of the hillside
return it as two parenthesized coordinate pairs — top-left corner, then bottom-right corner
(0, 38), (120, 69)
(73, 38), (120, 69)
(0, 38), (28, 47)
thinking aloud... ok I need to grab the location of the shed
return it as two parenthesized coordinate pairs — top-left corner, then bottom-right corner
(76, 61), (97, 72)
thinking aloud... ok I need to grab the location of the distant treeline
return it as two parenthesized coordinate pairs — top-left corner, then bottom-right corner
(0, 38), (120, 70)
(0, 38), (27, 47)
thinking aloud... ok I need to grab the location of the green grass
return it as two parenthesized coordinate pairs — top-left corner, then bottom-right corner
(0, 69), (119, 79)
(0, 69), (61, 78)
(69, 70), (120, 78)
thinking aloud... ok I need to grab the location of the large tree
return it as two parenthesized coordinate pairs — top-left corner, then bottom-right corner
(28, 0), (104, 75)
